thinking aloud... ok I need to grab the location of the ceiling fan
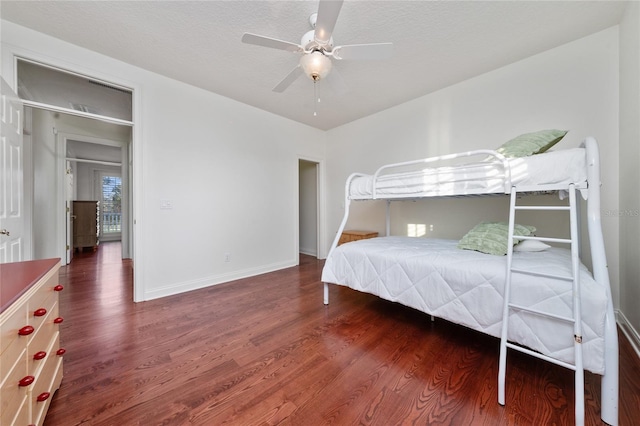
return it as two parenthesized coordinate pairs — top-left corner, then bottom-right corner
(241, 0), (393, 94)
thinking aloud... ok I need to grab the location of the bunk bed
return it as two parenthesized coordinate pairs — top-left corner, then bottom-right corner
(321, 133), (618, 426)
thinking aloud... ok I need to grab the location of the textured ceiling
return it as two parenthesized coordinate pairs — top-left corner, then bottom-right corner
(1, 1), (628, 130)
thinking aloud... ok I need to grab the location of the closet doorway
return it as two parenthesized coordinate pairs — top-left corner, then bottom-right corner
(298, 159), (320, 259)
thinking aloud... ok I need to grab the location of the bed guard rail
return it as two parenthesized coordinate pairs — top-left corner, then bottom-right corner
(370, 149), (511, 199)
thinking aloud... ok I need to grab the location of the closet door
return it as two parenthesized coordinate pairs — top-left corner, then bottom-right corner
(0, 78), (24, 263)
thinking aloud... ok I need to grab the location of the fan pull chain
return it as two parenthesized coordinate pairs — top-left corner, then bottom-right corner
(313, 80), (318, 116)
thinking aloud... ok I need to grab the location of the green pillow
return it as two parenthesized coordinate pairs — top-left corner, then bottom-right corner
(458, 222), (536, 256)
(496, 129), (568, 158)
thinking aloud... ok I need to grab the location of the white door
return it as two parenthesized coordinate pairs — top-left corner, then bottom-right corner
(0, 78), (24, 263)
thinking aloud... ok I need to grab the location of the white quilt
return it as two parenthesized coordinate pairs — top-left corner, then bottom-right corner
(322, 237), (606, 374)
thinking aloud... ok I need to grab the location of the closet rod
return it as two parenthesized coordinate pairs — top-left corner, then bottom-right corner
(66, 157), (121, 167)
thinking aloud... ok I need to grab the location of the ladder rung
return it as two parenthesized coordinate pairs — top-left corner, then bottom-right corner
(510, 267), (573, 281)
(508, 302), (575, 323)
(514, 205), (571, 211)
(505, 342), (577, 371)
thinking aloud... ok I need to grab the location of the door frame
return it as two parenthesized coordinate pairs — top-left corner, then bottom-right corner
(56, 133), (130, 262)
(297, 156), (325, 261)
(6, 51), (144, 302)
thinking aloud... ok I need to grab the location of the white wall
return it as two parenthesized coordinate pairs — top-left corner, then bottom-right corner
(619, 1), (640, 348)
(2, 20), (326, 301)
(325, 28), (621, 309)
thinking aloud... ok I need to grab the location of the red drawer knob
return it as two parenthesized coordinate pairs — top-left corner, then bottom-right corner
(34, 308), (47, 317)
(19, 375), (35, 387)
(36, 392), (51, 402)
(53, 317), (64, 324)
(56, 348), (66, 356)
(33, 351), (47, 360)
(18, 325), (34, 336)
(54, 284), (64, 291)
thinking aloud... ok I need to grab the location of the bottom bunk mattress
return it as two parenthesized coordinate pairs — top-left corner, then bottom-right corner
(321, 236), (607, 374)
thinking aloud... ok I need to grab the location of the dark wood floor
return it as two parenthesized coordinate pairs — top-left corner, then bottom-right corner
(45, 242), (639, 425)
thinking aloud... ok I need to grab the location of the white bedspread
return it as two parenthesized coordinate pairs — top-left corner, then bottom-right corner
(348, 148), (587, 199)
(322, 237), (606, 374)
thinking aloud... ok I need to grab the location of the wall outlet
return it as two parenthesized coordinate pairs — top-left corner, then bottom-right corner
(224, 253), (231, 262)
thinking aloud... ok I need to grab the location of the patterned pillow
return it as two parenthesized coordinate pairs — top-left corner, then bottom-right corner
(496, 129), (568, 158)
(458, 222), (536, 256)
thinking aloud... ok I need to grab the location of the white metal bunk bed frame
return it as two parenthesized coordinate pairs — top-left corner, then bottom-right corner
(323, 137), (618, 425)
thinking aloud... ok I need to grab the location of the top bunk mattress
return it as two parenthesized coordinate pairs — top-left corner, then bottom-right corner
(348, 147), (587, 199)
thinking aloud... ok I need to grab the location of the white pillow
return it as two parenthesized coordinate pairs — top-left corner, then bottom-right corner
(514, 239), (551, 252)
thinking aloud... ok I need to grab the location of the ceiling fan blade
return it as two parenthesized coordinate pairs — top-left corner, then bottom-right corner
(314, 0), (344, 45)
(332, 43), (394, 60)
(273, 66), (304, 93)
(241, 33), (303, 53)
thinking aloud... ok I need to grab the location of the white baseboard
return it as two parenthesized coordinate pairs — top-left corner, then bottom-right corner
(299, 248), (317, 257)
(617, 310), (640, 360)
(143, 258), (297, 301)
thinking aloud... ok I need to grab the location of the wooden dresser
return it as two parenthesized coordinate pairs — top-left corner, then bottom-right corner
(73, 200), (99, 251)
(338, 230), (379, 245)
(0, 258), (65, 426)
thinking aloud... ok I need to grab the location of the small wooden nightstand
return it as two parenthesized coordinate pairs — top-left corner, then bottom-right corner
(338, 230), (379, 246)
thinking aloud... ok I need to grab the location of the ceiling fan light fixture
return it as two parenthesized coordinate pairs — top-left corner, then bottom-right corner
(300, 51), (332, 81)
(241, 0), (392, 94)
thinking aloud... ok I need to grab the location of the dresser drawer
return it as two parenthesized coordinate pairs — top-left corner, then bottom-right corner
(1, 391), (29, 426)
(28, 273), (58, 318)
(0, 348), (28, 419)
(28, 301), (59, 370)
(27, 294), (57, 343)
(0, 301), (29, 355)
(31, 351), (63, 426)
(0, 331), (28, 382)
(28, 328), (61, 382)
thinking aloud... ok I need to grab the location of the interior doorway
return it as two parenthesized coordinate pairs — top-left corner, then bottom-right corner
(59, 128), (131, 263)
(15, 55), (139, 300)
(298, 159), (320, 258)
(17, 58), (134, 264)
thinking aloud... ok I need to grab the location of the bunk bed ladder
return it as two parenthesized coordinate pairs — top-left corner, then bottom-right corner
(498, 184), (585, 425)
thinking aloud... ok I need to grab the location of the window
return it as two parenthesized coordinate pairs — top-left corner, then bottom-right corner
(101, 175), (122, 238)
